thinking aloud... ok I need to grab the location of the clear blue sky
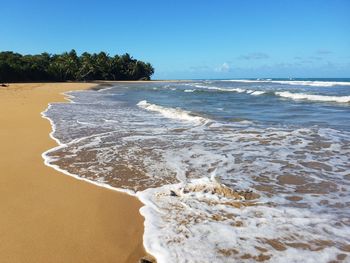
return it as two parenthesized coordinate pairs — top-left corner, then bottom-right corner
(1, 0), (349, 79)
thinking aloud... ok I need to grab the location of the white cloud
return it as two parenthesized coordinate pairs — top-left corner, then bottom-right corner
(316, 49), (332, 55)
(215, 62), (231, 72)
(238, 52), (270, 60)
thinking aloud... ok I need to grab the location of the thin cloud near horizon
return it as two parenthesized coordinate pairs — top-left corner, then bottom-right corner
(238, 52), (270, 60)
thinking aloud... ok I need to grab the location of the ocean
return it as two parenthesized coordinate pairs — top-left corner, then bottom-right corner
(43, 79), (350, 262)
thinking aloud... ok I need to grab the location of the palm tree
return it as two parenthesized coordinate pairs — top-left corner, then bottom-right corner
(78, 52), (94, 80)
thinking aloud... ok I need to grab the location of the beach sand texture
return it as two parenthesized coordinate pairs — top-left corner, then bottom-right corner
(0, 83), (147, 263)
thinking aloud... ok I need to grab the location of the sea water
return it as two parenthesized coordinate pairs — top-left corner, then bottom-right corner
(43, 79), (350, 262)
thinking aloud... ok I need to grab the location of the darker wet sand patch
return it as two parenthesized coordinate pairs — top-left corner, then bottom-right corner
(285, 195), (303, 201)
(264, 239), (287, 251)
(278, 174), (307, 185)
(300, 161), (332, 171)
(296, 181), (338, 194)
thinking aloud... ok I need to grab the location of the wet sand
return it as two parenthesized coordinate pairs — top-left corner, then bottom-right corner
(0, 83), (147, 263)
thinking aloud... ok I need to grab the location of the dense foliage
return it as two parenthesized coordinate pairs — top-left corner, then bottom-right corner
(0, 50), (154, 82)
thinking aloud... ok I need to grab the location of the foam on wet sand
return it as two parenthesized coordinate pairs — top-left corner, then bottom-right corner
(43, 82), (350, 262)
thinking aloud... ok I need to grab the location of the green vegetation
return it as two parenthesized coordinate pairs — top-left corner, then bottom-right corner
(0, 50), (154, 82)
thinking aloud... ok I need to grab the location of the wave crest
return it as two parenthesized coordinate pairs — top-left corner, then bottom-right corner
(223, 79), (350, 87)
(275, 91), (350, 103)
(137, 100), (208, 123)
(187, 84), (350, 103)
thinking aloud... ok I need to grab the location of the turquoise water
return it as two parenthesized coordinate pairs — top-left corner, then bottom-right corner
(44, 79), (350, 263)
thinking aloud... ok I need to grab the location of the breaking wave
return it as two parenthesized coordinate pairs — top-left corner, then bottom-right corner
(223, 79), (350, 87)
(186, 84), (350, 104)
(275, 91), (350, 103)
(137, 100), (208, 123)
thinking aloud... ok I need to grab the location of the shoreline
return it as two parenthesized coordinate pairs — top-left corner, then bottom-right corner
(0, 83), (150, 263)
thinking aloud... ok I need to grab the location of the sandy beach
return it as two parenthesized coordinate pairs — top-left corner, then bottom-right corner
(0, 83), (147, 263)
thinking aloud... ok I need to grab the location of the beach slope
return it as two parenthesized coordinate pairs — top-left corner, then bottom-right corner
(0, 83), (146, 263)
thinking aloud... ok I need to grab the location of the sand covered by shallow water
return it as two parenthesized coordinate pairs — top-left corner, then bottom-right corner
(44, 81), (350, 262)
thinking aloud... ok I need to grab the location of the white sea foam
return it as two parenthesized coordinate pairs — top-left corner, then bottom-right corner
(137, 100), (207, 123)
(76, 120), (97, 126)
(193, 84), (243, 93)
(273, 80), (350, 87)
(42, 84), (350, 263)
(41, 94), (136, 196)
(138, 177), (349, 263)
(275, 91), (350, 103)
(97, 86), (114, 92)
(228, 87), (246, 93)
(223, 79), (350, 87)
(190, 83), (349, 103)
(250, 90), (266, 96)
(193, 84), (267, 95)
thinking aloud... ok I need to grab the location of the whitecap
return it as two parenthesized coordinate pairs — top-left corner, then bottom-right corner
(222, 79), (350, 87)
(137, 100), (208, 123)
(275, 91), (350, 103)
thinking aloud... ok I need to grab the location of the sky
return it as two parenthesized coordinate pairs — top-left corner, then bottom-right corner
(0, 0), (349, 79)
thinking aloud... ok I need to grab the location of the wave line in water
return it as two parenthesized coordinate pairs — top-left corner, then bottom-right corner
(192, 84), (265, 95)
(188, 84), (350, 104)
(223, 79), (350, 87)
(137, 100), (208, 123)
(275, 91), (350, 103)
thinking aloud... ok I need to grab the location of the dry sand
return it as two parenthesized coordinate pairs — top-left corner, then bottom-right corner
(0, 83), (148, 263)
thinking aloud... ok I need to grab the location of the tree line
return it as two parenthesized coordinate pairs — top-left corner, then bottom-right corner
(0, 50), (154, 82)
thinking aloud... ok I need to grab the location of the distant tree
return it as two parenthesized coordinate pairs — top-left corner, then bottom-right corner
(110, 55), (122, 80)
(78, 52), (94, 81)
(94, 52), (111, 80)
(0, 52), (23, 82)
(21, 53), (51, 81)
(65, 49), (80, 80)
(0, 50), (154, 82)
(142, 62), (155, 80)
(119, 53), (135, 80)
